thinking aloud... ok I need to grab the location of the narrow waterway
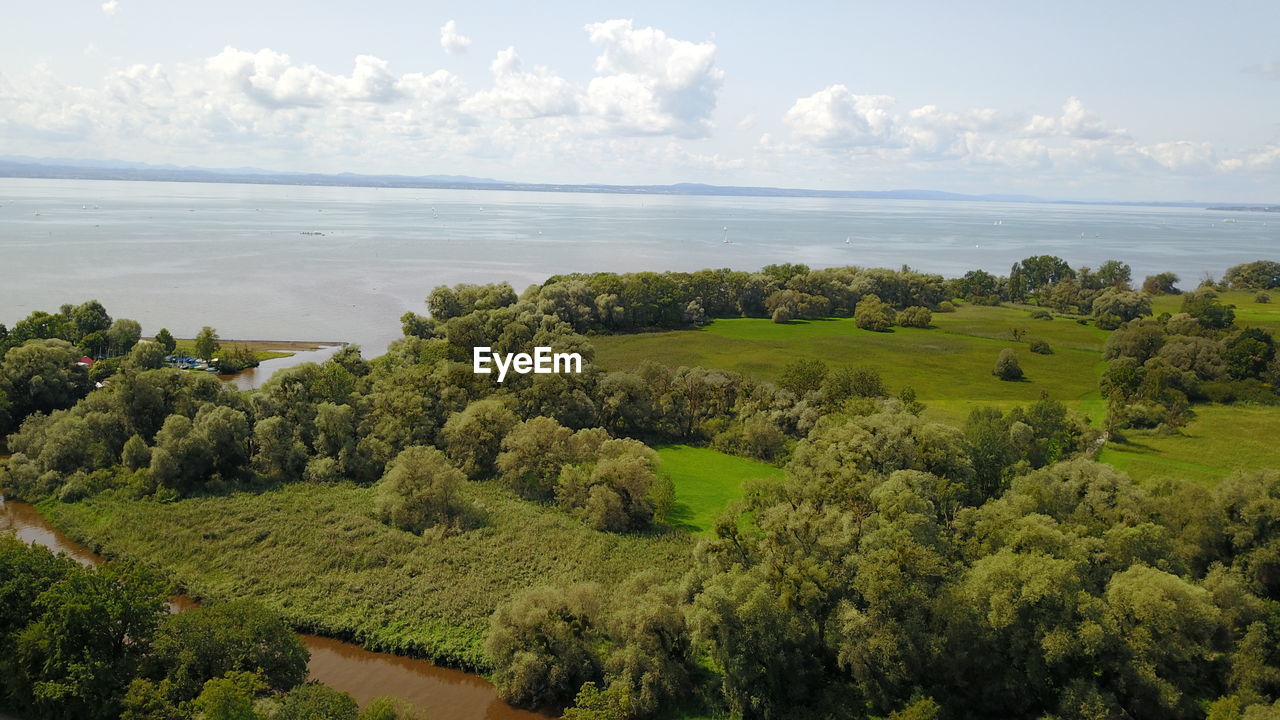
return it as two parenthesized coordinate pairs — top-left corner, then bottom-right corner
(0, 498), (549, 720)
(218, 344), (346, 390)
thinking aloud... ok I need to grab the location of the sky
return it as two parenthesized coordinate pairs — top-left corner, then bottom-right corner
(2, 1), (1279, 201)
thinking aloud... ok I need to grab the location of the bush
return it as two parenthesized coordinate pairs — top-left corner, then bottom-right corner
(486, 585), (603, 707)
(898, 306), (933, 328)
(1258, 292), (1272, 304)
(855, 294), (895, 332)
(993, 349), (1024, 381)
(374, 446), (466, 533)
(771, 306), (793, 324)
(937, 301), (956, 313)
(1030, 309), (1053, 320)
(1029, 339), (1052, 355)
(1095, 313), (1123, 331)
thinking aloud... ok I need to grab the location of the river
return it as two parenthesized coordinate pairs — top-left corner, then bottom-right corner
(0, 497), (549, 720)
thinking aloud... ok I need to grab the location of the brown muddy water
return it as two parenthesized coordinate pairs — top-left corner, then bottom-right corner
(0, 498), (549, 720)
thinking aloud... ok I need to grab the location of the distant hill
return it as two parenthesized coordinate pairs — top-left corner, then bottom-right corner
(0, 156), (1258, 208)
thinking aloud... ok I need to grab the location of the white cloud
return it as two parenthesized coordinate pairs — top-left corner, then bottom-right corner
(2, 28), (1275, 196)
(440, 20), (471, 56)
(462, 47), (580, 119)
(784, 85), (896, 148)
(582, 19), (724, 137)
(101, 0), (118, 16)
(205, 48), (401, 108)
(1139, 141), (1218, 172)
(1058, 96), (1122, 140)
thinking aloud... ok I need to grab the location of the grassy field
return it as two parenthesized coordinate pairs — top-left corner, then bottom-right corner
(594, 304), (1109, 425)
(1099, 404), (1280, 485)
(1151, 290), (1280, 331)
(658, 445), (784, 534)
(42, 481), (692, 671)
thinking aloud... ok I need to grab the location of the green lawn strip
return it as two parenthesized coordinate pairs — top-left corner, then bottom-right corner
(595, 308), (1105, 425)
(1151, 291), (1280, 331)
(41, 481), (692, 671)
(657, 445), (784, 534)
(1098, 404), (1280, 486)
(171, 339), (294, 363)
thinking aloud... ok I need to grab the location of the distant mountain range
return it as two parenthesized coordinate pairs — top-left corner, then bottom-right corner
(0, 155), (1250, 209)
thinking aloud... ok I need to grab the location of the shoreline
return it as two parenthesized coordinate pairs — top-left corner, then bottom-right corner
(152, 338), (349, 352)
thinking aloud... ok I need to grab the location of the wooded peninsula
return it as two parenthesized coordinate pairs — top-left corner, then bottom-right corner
(3, 257), (1280, 720)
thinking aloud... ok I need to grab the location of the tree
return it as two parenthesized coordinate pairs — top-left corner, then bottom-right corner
(1222, 328), (1276, 380)
(153, 328), (177, 354)
(442, 397), (519, 479)
(1092, 289), (1152, 322)
(148, 600), (308, 702)
(13, 563), (168, 720)
(993, 349), (1024, 380)
(0, 339), (92, 428)
(778, 358), (828, 396)
(1096, 260), (1133, 289)
(71, 300), (113, 342)
(1224, 261), (1280, 290)
(124, 341), (168, 371)
(898, 306), (933, 328)
(856, 293), (895, 332)
(1143, 272), (1181, 295)
(250, 416), (307, 484)
(374, 446), (465, 533)
(276, 684), (359, 720)
(1182, 291), (1236, 329)
(191, 671), (264, 720)
(486, 584), (603, 707)
(194, 326), (220, 361)
(121, 434), (152, 470)
(356, 698), (420, 720)
(107, 319), (143, 357)
(217, 345), (258, 373)
(497, 416), (575, 500)
(555, 439), (672, 532)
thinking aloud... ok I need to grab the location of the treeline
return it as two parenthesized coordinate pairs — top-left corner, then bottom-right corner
(487, 421), (1280, 720)
(415, 264), (952, 331)
(0, 535), (416, 720)
(1102, 289), (1279, 431)
(0, 299), (257, 443)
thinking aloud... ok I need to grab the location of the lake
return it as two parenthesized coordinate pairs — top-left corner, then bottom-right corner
(1, 177), (1274, 352)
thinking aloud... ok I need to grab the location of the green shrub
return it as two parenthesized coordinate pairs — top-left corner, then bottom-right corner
(1029, 339), (1052, 355)
(937, 300), (956, 313)
(992, 349), (1024, 381)
(898, 306), (933, 328)
(1030, 309), (1053, 320)
(374, 446), (466, 534)
(855, 294), (895, 332)
(1095, 313), (1123, 331)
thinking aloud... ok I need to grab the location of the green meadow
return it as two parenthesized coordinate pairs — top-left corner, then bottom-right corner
(657, 444), (785, 534)
(595, 303), (1279, 487)
(594, 303), (1109, 425)
(1098, 404), (1280, 485)
(1151, 290), (1280, 331)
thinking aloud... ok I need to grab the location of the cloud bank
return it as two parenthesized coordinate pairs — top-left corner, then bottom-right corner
(1, 17), (1275, 197)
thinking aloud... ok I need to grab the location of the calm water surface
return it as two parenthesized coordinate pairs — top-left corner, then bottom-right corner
(0, 498), (548, 720)
(2, 178), (1276, 352)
